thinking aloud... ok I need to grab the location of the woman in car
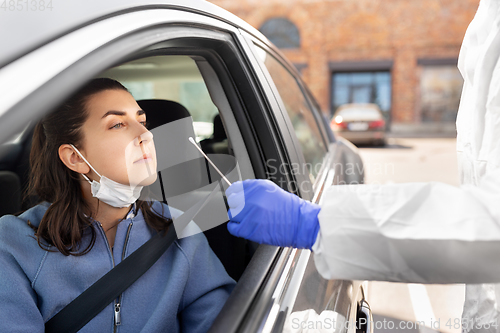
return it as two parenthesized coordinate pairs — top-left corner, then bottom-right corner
(0, 78), (235, 332)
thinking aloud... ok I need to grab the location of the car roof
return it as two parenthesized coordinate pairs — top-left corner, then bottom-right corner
(0, 0), (263, 69)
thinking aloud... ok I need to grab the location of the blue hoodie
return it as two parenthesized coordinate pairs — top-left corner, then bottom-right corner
(0, 201), (235, 332)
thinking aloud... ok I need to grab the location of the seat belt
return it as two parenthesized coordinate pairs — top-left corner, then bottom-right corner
(44, 225), (177, 333)
(45, 185), (222, 333)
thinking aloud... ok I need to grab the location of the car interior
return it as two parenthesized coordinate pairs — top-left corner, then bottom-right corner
(0, 54), (258, 282)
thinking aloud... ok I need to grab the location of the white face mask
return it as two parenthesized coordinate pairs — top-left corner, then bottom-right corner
(69, 144), (143, 208)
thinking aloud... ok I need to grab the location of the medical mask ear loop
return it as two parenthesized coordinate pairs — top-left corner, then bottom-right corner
(68, 144), (141, 209)
(69, 143), (102, 185)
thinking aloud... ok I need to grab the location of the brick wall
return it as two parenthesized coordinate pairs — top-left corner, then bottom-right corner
(208, 0), (479, 126)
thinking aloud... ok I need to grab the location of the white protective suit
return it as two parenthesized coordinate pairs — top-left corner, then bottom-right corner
(311, 0), (500, 331)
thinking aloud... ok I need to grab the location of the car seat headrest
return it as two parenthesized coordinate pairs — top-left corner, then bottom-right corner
(212, 114), (226, 140)
(137, 99), (191, 129)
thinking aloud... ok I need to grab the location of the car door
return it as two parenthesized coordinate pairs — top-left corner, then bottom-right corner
(214, 31), (371, 333)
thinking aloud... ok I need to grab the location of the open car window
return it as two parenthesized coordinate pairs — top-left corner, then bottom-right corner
(0, 48), (258, 282)
(103, 56), (220, 141)
(101, 55), (254, 281)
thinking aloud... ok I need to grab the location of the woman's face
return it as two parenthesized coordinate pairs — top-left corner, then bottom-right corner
(78, 89), (157, 187)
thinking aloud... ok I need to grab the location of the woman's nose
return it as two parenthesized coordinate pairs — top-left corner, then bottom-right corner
(136, 129), (153, 146)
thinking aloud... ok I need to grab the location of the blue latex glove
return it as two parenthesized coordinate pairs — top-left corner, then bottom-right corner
(225, 179), (321, 250)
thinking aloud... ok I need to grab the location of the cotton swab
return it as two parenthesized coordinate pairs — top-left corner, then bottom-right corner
(188, 137), (232, 186)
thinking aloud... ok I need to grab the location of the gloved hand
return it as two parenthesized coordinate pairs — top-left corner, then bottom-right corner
(225, 179), (321, 250)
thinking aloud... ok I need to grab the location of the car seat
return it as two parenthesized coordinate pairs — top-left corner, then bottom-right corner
(0, 123), (38, 217)
(0, 171), (21, 217)
(200, 114), (229, 155)
(137, 99), (249, 281)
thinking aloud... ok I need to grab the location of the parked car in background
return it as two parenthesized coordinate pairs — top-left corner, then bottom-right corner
(0, 1), (368, 332)
(331, 103), (387, 146)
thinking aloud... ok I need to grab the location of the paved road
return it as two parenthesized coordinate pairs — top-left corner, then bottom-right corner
(356, 138), (465, 333)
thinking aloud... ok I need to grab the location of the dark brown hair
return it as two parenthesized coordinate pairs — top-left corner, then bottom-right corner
(27, 78), (172, 256)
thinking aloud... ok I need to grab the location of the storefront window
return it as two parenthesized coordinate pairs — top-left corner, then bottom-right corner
(420, 66), (463, 123)
(332, 71), (392, 123)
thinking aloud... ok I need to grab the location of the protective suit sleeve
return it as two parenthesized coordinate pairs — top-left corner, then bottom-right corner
(312, 167), (500, 284)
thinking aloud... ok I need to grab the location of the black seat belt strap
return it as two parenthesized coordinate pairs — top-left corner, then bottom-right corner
(45, 226), (176, 333)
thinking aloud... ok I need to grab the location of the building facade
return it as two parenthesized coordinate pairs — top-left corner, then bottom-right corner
(209, 0), (479, 133)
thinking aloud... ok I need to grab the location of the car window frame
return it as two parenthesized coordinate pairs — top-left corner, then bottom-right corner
(229, 31), (339, 332)
(234, 30), (374, 333)
(209, 24), (367, 333)
(231, 22), (368, 333)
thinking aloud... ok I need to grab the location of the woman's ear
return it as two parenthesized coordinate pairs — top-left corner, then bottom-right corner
(58, 144), (90, 174)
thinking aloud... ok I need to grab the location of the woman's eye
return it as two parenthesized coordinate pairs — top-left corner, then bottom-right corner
(110, 121), (148, 129)
(111, 122), (125, 129)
